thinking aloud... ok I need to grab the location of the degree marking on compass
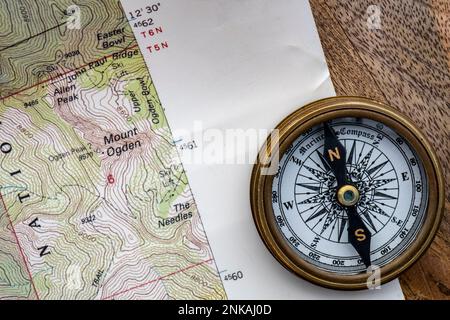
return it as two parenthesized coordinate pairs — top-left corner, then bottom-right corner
(296, 183), (321, 192)
(319, 211), (336, 235)
(316, 150), (331, 171)
(309, 156), (327, 174)
(347, 140), (356, 165)
(366, 160), (389, 176)
(338, 218), (347, 242)
(365, 152), (383, 172)
(373, 168), (395, 180)
(327, 218), (339, 241)
(363, 202), (391, 218)
(374, 191), (397, 200)
(366, 209), (386, 227)
(298, 173), (321, 183)
(304, 165), (329, 181)
(356, 142), (366, 165)
(373, 200), (396, 210)
(305, 207), (327, 223)
(361, 211), (378, 232)
(368, 178), (396, 189)
(358, 147), (375, 172)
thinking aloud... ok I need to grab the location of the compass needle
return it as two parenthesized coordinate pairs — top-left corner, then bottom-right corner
(322, 121), (373, 269)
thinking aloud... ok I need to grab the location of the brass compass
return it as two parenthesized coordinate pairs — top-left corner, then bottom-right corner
(250, 96), (444, 290)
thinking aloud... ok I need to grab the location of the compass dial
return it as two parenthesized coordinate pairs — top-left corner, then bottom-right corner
(272, 117), (428, 274)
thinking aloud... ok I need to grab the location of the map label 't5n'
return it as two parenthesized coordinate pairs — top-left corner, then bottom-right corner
(139, 27), (168, 54)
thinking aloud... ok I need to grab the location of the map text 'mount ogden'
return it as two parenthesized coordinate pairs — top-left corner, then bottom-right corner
(103, 127), (142, 157)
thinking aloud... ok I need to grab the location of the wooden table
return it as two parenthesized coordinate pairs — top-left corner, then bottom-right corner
(309, 0), (449, 299)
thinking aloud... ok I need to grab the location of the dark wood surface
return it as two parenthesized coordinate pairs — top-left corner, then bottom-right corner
(309, 0), (449, 300)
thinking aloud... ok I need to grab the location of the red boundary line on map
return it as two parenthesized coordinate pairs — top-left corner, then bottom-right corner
(101, 258), (215, 300)
(0, 193), (40, 300)
(0, 43), (140, 102)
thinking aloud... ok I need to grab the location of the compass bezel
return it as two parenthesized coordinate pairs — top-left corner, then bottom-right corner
(250, 96), (444, 290)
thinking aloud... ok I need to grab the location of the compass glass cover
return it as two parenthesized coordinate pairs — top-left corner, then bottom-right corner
(272, 117), (428, 274)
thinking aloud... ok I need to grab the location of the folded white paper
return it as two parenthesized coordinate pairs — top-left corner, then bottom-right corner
(121, 0), (404, 299)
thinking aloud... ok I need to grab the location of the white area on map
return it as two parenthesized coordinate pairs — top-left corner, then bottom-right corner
(122, 0), (405, 299)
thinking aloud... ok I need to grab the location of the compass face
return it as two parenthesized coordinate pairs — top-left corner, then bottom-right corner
(272, 117), (428, 274)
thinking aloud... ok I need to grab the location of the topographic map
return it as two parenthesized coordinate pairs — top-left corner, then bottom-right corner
(0, 0), (226, 299)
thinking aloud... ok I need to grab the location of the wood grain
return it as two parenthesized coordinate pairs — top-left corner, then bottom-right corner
(309, 0), (450, 299)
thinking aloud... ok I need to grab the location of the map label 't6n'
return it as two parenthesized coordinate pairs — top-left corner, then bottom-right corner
(103, 127), (142, 157)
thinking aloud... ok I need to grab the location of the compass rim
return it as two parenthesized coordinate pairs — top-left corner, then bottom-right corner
(250, 96), (445, 290)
